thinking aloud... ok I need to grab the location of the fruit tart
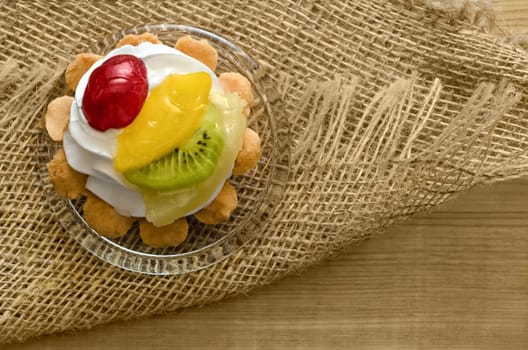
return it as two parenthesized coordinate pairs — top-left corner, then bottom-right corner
(44, 32), (261, 248)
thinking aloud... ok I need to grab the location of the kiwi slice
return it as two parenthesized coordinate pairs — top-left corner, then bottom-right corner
(124, 104), (224, 191)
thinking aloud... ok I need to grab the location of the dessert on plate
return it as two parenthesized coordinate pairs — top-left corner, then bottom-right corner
(45, 32), (261, 248)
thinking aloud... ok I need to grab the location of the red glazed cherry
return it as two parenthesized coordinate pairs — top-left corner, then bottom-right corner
(82, 54), (148, 131)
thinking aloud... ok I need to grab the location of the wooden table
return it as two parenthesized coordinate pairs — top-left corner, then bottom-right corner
(7, 1), (528, 349)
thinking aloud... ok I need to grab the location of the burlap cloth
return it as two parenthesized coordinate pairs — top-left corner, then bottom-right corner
(1, 0), (527, 344)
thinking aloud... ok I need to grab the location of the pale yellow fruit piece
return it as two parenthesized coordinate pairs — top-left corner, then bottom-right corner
(175, 35), (218, 71)
(83, 192), (135, 239)
(139, 217), (188, 248)
(44, 95), (73, 142)
(233, 127), (261, 176)
(194, 182), (238, 225)
(65, 53), (102, 90)
(47, 148), (87, 199)
(115, 32), (161, 48)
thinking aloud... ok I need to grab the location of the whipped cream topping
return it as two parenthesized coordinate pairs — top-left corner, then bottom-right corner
(63, 42), (224, 217)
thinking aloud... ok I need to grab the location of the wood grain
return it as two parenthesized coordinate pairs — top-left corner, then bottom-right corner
(495, 0), (528, 32)
(6, 1), (528, 349)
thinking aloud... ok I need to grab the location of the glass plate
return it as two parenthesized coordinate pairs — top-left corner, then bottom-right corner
(39, 24), (284, 275)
